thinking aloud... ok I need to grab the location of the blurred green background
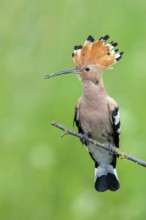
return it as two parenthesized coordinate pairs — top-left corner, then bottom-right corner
(1, 0), (146, 219)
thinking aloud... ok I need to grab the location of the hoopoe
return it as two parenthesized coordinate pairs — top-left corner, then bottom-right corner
(45, 35), (123, 192)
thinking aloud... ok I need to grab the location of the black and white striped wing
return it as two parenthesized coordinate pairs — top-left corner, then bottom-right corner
(73, 106), (83, 134)
(73, 106), (89, 146)
(111, 107), (120, 148)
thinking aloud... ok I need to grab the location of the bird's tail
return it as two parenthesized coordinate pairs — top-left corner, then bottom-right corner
(94, 165), (120, 192)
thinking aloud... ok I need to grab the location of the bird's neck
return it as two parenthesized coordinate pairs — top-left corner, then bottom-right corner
(82, 79), (107, 101)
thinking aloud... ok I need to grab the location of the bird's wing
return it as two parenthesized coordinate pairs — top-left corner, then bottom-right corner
(111, 107), (120, 148)
(73, 98), (93, 155)
(108, 97), (120, 148)
(73, 98), (83, 134)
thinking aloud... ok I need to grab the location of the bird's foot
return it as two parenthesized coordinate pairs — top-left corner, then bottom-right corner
(108, 143), (114, 155)
(80, 133), (88, 145)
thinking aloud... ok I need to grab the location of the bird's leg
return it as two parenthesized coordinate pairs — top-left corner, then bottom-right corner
(108, 142), (114, 155)
(80, 133), (89, 145)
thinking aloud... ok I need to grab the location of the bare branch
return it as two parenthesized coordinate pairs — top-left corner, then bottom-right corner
(51, 121), (146, 168)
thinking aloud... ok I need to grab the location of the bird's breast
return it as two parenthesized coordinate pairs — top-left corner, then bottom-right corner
(79, 97), (112, 142)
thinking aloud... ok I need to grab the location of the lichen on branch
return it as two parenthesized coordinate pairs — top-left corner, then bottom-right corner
(51, 121), (146, 168)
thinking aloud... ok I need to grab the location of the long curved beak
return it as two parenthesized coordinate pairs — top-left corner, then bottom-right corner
(44, 68), (79, 79)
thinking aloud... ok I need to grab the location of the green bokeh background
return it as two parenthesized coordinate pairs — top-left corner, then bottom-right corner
(1, 0), (146, 219)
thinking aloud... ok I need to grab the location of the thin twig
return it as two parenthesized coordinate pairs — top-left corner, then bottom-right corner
(51, 121), (146, 168)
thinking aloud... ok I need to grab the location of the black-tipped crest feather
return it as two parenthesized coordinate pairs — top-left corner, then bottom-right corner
(87, 35), (94, 42)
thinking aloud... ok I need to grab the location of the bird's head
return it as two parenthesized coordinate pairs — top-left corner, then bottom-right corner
(45, 35), (123, 83)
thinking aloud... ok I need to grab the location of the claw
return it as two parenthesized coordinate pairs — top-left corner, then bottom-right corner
(80, 133), (88, 145)
(108, 143), (114, 155)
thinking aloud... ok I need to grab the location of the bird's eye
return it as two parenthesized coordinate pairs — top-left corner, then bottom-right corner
(85, 67), (90, 72)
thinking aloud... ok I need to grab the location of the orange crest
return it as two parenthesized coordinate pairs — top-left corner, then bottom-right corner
(72, 35), (123, 69)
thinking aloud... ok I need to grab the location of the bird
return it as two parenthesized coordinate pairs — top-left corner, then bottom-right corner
(45, 34), (123, 192)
